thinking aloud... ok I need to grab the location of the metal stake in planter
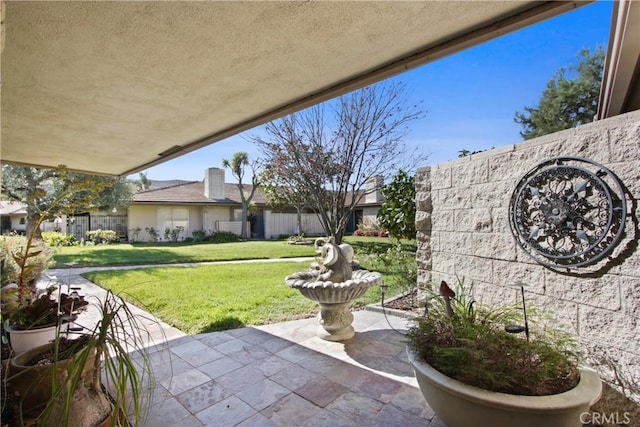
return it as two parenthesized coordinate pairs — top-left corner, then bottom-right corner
(505, 283), (530, 341)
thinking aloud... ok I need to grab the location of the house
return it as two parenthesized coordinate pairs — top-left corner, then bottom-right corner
(0, 201), (63, 235)
(0, 201), (27, 234)
(128, 168), (386, 241)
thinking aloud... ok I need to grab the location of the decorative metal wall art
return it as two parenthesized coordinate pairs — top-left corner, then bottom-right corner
(509, 157), (627, 268)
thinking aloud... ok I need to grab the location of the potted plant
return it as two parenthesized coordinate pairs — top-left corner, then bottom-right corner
(1, 229), (88, 354)
(9, 290), (157, 426)
(2, 284), (88, 354)
(406, 279), (602, 427)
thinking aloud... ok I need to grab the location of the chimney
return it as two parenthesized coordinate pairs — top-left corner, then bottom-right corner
(365, 175), (384, 203)
(204, 168), (225, 200)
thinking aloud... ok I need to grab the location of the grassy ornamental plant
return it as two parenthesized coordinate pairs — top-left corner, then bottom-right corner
(407, 279), (580, 396)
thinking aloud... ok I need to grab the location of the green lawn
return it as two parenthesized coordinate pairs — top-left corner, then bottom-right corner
(53, 240), (315, 267)
(53, 237), (416, 267)
(85, 260), (400, 334)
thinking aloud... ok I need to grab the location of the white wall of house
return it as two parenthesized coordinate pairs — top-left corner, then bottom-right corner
(128, 205), (202, 241)
(362, 207), (380, 228)
(9, 214), (27, 232)
(202, 206), (232, 233)
(263, 211), (325, 238)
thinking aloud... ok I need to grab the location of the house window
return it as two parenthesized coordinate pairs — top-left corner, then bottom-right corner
(233, 209), (243, 221)
(157, 208), (189, 233)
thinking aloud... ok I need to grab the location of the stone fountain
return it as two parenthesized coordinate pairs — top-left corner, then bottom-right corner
(285, 237), (382, 341)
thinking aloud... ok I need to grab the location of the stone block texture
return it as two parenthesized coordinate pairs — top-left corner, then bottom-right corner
(416, 110), (640, 386)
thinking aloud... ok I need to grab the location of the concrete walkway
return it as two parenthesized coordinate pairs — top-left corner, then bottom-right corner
(44, 263), (443, 426)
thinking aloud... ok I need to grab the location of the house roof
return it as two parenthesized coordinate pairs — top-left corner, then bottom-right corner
(0, 1), (586, 177)
(0, 201), (27, 215)
(132, 181), (269, 206)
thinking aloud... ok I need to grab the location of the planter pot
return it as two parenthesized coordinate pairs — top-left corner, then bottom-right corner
(7, 322), (72, 354)
(10, 341), (95, 418)
(407, 348), (602, 427)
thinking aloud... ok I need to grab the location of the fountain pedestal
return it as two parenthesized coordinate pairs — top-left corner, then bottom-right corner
(317, 302), (355, 341)
(285, 238), (382, 342)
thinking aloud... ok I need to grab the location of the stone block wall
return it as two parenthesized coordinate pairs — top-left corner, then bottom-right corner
(416, 109), (640, 387)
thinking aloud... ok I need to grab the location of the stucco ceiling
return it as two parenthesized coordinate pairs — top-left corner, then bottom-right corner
(1, 1), (584, 176)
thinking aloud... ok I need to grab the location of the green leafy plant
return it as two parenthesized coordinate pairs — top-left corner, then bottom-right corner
(407, 278), (580, 396)
(144, 227), (159, 242)
(11, 290), (158, 426)
(209, 231), (240, 243)
(2, 286), (88, 330)
(85, 229), (118, 245)
(41, 231), (77, 247)
(377, 169), (416, 240)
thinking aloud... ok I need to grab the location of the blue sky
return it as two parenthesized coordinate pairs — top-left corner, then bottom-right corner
(138, 1), (613, 183)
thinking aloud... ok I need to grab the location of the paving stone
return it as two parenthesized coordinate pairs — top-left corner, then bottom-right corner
(236, 412), (279, 427)
(353, 371), (403, 403)
(175, 380), (234, 413)
(195, 395), (257, 427)
(236, 378), (290, 411)
(198, 331), (236, 348)
(387, 383), (435, 420)
(294, 377), (349, 407)
(251, 354), (293, 377)
(145, 397), (192, 427)
(325, 391), (384, 425)
(269, 364), (321, 390)
(197, 356), (243, 379)
(215, 338), (251, 355)
(170, 339), (211, 357)
(372, 401), (431, 426)
(302, 409), (358, 426)
(216, 365), (266, 393)
(257, 337), (296, 354)
(153, 358), (195, 382)
(324, 362), (369, 388)
(299, 353), (343, 375)
(230, 347), (271, 365)
(261, 393), (322, 426)
(179, 346), (225, 368)
(275, 343), (317, 363)
(236, 328), (275, 344)
(160, 368), (211, 396)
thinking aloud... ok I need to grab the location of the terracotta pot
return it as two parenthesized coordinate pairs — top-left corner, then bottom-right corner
(10, 341), (95, 418)
(407, 348), (602, 427)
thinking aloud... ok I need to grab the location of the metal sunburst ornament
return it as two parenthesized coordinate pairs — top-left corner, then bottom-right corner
(509, 157), (627, 268)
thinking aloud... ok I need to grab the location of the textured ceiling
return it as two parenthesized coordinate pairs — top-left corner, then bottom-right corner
(1, 1), (583, 176)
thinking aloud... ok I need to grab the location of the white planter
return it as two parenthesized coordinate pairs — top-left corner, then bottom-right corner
(7, 322), (70, 354)
(407, 348), (602, 427)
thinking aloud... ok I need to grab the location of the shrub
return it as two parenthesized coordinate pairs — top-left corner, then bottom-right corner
(42, 231), (77, 247)
(86, 229), (118, 245)
(192, 229), (207, 242)
(164, 226), (184, 242)
(210, 231), (240, 243)
(145, 227), (159, 242)
(0, 236), (55, 286)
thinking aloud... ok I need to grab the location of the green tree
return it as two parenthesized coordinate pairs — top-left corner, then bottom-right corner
(222, 152), (260, 240)
(1, 165), (132, 237)
(514, 47), (605, 139)
(377, 169), (416, 240)
(253, 81), (426, 244)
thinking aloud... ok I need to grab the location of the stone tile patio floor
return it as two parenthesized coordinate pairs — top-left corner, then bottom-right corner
(46, 267), (444, 426)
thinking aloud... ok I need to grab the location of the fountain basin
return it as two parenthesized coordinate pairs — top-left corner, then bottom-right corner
(286, 269), (382, 341)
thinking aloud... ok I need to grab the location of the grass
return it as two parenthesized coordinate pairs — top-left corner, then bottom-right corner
(53, 236), (416, 268)
(53, 240), (315, 267)
(84, 260), (403, 334)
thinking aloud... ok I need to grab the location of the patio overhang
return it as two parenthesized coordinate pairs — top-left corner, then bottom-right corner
(597, 0), (640, 119)
(1, 1), (588, 177)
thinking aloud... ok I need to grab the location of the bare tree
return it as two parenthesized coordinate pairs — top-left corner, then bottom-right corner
(253, 81), (426, 244)
(222, 152), (260, 239)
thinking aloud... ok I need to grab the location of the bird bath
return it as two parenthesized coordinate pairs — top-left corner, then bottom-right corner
(285, 237), (382, 341)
